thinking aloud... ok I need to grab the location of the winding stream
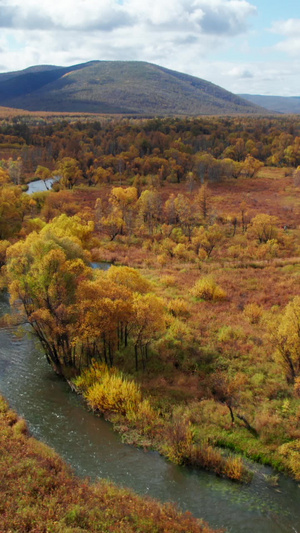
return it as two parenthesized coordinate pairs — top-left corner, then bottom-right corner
(0, 292), (299, 533)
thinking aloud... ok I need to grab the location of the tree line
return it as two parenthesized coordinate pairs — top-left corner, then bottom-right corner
(0, 115), (300, 184)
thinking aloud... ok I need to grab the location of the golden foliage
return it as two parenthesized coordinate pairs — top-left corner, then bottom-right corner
(248, 213), (278, 244)
(107, 265), (151, 293)
(243, 303), (263, 324)
(167, 298), (190, 317)
(190, 276), (227, 301)
(270, 296), (300, 383)
(77, 364), (142, 416)
(278, 440), (300, 480)
(223, 456), (245, 481)
(294, 377), (300, 398)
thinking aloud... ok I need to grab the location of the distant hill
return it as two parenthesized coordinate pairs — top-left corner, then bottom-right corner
(239, 94), (300, 114)
(0, 60), (267, 116)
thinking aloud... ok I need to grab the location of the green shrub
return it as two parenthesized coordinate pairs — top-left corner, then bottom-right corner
(217, 325), (244, 343)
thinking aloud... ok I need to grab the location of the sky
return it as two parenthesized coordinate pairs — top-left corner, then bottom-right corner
(0, 0), (299, 96)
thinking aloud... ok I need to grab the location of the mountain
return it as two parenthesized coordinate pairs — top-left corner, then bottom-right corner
(0, 60), (267, 116)
(239, 94), (300, 114)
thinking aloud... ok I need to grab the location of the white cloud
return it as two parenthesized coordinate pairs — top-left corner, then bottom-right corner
(0, 0), (257, 79)
(270, 18), (300, 56)
(6, 0), (295, 97)
(276, 39), (300, 56)
(0, 0), (257, 34)
(123, 0), (256, 34)
(227, 66), (253, 78)
(0, 0), (256, 40)
(206, 60), (300, 96)
(0, 0), (133, 31)
(271, 18), (300, 36)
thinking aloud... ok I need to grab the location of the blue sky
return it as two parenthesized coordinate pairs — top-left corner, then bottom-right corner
(0, 0), (299, 95)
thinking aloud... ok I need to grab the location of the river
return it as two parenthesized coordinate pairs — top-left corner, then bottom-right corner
(0, 292), (299, 533)
(26, 177), (59, 194)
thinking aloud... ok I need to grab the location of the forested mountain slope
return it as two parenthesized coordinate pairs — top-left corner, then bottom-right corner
(0, 60), (267, 115)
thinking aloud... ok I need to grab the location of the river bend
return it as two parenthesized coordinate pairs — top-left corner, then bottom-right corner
(0, 293), (299, 533)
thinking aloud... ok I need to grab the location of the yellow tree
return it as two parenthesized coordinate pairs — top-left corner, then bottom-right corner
(0, 239), (10, 268)
(191, 224), (223, 259)
(221, 158), (243, 179)
(109, 186), (138, 235)
(270, 296), (300, 384)
(0, 168), (10, 186)
(107, 265), (151, 294)
(100, 210), (124, 241)
(248, 214), (278, 244)
(131, 293), (166, 370)
(42, 213), (94, 249)
(8, 157), (22, 185)
(194, 183), (210, 222)
(0, 185), (31, 239)
(174, 194), (196, 240)
(56, 157), (83, 189)
(164, 194), (178, 225)
(6, 218), (93, 375)
(242, 155), (264, 178)
(106, 266), (151, 347)
(34, 165), (52, 184)
(137, 189), (161, 235)
(87, 165), (113, 186)
(75, 275), (133, 367)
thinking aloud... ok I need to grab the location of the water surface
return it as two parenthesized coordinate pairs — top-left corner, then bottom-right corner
(26, 177), (59, 194)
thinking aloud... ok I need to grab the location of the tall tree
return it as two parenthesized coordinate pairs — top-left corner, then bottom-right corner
(6, 216), (93, 375)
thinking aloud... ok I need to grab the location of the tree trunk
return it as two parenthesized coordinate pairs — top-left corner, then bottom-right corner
(236, 413), (258, 436)
(135, 344), (138, 371)
(227, 404), (235, 424)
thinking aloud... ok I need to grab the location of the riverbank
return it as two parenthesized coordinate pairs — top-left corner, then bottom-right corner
(0, 394), (219, 533)
(70, 347), (300, 483)
(73, 363), (251, 483)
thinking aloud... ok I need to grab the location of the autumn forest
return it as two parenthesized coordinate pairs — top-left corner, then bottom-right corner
(1, 112), (300, 531)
